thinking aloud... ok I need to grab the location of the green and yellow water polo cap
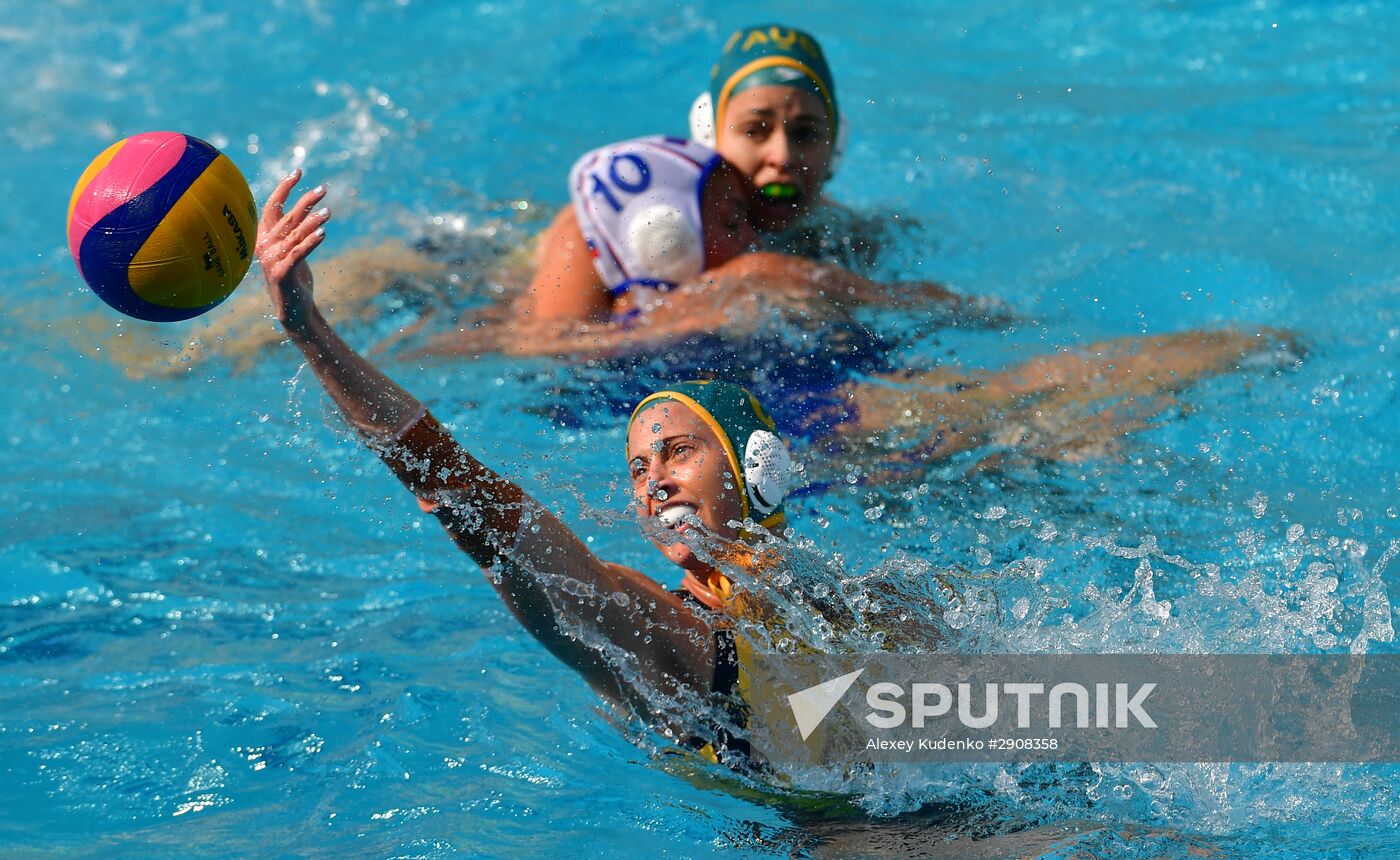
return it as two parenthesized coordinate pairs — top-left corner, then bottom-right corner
(689, 23), (842, 153)
(629, 380), (791, 532)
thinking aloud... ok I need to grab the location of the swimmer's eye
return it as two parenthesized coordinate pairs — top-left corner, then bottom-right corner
(629, 457), (647, 480)
(740, 121), (771, 140)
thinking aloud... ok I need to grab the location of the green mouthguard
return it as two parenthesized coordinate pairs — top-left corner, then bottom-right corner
(760, 182), (799, 200)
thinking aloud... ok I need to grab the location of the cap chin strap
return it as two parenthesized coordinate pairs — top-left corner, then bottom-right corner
(689, 91), (846, 177)
(742, 429), (792, 517)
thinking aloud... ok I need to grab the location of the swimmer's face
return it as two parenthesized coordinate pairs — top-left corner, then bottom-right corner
(715, 86), (834, 233)
(700, 162), (759, 269)
(627, 402), (745, 572)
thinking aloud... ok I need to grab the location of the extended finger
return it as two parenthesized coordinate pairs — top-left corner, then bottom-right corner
(263, 185), (327, 249)
(287, 221), (327, 265)
(259, 169), (302, 235)
(281, 205), (331, 250)
(289, 185), (327, 217)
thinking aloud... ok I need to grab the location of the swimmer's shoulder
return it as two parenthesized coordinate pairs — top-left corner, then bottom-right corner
(524, 205), (610, 322)
(536, 206), (581, 266)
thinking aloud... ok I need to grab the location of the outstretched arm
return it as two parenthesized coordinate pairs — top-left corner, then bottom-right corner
(709, 251), (964, 309)
(256, 174), (424, 442)
(256, 172), (717, 710)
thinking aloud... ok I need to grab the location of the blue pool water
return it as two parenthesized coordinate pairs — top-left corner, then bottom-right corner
(3, 1), (1398, 856)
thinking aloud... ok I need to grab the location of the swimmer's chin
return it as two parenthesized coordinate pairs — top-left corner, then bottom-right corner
(751, 194), (806, 231)
(652, 533), (706, 574)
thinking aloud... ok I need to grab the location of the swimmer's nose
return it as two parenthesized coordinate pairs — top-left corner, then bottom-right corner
(763, 129), (792, 173)
(643, 462), (679, 511)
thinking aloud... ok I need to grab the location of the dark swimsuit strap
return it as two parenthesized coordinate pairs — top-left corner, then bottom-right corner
(672, 588), (752, 761)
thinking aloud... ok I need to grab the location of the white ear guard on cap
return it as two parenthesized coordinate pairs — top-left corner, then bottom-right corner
(625, 203), (703, 286)
(689, 91), (847, 177)
(742, 429), (792, 516)
(689, 91), (718, 147)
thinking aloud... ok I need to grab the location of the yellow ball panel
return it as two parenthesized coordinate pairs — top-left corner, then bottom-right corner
(129, 154), (257, 309)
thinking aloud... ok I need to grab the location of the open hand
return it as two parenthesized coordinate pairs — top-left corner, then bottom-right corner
(256, 169), (331, 334)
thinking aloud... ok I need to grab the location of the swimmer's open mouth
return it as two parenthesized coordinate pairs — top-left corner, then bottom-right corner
(759, 182), (800, 201)
(655, 504), (698, 529)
